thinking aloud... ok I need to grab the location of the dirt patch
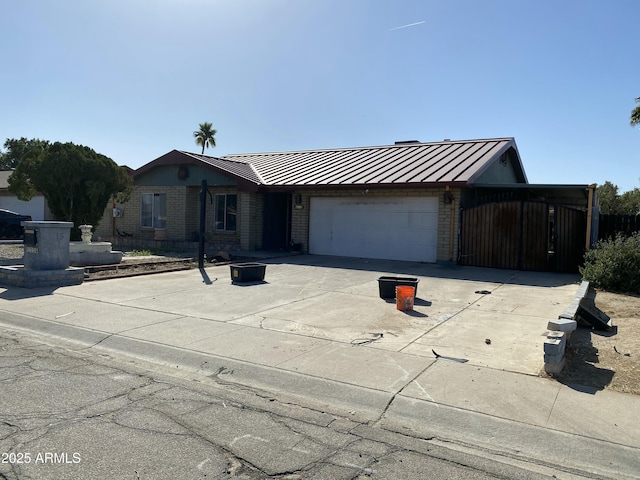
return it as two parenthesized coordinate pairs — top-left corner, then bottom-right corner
(84, 257), (200, 280)
(556, 290), (640, 395)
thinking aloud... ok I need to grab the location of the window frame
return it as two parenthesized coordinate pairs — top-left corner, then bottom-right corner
(214, 193), (237, 232)
(140, 192), (167, 229)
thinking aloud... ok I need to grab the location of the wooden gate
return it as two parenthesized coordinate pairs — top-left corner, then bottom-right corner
(554, 205), (587, 273)
(459, 201), (585, 273)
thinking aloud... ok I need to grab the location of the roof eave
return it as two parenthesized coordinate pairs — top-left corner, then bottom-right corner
(261, 181), (470, 191)
(133, 150), (261, 187)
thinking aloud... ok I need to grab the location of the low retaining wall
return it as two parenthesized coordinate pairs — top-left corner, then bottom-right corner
(543, 281), (589, 374)
(0, 266), (84, 288)
(99, 236), (240, 255)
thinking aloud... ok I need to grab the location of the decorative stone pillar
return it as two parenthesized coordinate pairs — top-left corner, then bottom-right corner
(22, 221), (73, 270)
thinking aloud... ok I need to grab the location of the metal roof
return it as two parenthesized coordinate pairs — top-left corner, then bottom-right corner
(133, 150), (262, 186)
(179, 151), (263, 185)
(134, 138), (526, 190)
(222, 138), (523, 187)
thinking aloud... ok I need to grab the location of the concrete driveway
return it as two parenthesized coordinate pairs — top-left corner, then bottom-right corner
(0, 254), (581, 388)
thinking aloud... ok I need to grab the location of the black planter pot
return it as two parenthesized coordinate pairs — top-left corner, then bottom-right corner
(377, 276), (419, 299)
(230, 263), (267, 283)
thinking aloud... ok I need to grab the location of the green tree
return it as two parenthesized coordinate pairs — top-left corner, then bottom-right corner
(8, 142), (132, 238)
(619, 188), (640, 215)
(597, 181), (620, 214)
(0, 137), (49, 170)
(193, 122), (217, 154)
(631, 97), (640, 128)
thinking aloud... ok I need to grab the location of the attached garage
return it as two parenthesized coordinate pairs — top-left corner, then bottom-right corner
(309, 196), (438, 262)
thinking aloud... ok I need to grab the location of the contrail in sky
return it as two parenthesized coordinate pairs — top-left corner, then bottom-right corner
(388, 20), (426, 31)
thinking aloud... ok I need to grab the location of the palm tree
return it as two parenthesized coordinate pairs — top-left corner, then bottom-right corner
(631, 97), (640, 128)
(193, 122), (217, 154)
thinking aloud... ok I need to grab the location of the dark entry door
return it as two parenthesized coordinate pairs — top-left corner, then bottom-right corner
(554, 205), (586, 273)
(262, 193), (291, 250)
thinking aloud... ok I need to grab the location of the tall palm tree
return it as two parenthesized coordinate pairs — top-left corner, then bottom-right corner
(631, 97), (640, 128)
(193, 122), (217, 154)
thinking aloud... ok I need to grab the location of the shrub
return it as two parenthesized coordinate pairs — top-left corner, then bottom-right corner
(126, 249), (154, 257)
(580, 232), (640, 294)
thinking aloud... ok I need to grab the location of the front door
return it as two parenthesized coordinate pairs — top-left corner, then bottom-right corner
(262, 193), (291, 250)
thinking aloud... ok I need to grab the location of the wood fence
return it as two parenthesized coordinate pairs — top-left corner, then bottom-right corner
(598, 214), (640, 240)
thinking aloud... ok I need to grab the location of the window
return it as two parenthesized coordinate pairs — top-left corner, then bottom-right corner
(214, 194), (237, 232)
(141, 193), (167, 228)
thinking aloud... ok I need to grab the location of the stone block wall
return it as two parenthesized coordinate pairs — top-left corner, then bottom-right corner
(543, 281), (587, 374)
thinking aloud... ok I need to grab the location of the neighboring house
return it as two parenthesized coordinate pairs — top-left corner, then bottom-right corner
(0, 170), (51, 221)
(95, 138), (596, 272)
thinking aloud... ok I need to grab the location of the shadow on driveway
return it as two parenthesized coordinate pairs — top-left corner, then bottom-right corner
(263, 254), (581, 288)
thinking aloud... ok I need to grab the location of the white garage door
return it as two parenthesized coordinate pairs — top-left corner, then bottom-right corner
(0, 196), (45, 220)
(309, 196), (438, 262)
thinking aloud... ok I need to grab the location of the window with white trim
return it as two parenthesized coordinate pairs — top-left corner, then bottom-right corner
(140, 193), (167, 228)
(214, 194), (237, 232)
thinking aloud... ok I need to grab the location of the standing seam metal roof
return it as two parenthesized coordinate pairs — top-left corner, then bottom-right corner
(179, 151), (264, 185)
(221, 138), (520, 187)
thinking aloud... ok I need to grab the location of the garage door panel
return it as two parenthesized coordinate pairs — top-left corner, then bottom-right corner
(0, 196), (45, 221)
(309, 197), (438, 262)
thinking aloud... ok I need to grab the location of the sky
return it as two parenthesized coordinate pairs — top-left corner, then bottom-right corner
(1, 0), (639, 192)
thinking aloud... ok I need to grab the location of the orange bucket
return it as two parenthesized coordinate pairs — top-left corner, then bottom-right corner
(396, 286), (415, 311)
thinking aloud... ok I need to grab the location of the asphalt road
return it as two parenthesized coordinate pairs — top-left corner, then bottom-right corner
(0, 329), (558, 480)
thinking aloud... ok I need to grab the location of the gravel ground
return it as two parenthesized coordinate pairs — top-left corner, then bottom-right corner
(558, 290), (640, 395)
(0, 243), (23, 265)
(0, 243), (198, 280)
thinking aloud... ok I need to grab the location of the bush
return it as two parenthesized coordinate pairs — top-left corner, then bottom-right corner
(580, 232), (640, 294)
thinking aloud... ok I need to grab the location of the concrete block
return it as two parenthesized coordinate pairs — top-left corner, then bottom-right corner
(546, 330), (566, 341)
(544, 332), (566, 355)
(544, 352), (565, 364)
(576, 281), (590, 300)
(547, 318), (577, 333)
(544, 357), (566, 375)
(559, 281), (590, 320)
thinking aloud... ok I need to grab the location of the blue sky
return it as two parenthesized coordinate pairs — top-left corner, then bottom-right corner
(2, 0), (638, 192)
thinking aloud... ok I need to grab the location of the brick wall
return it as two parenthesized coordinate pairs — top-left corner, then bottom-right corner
(239, 192), (263, 251)
(96, 185), (214, 248)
